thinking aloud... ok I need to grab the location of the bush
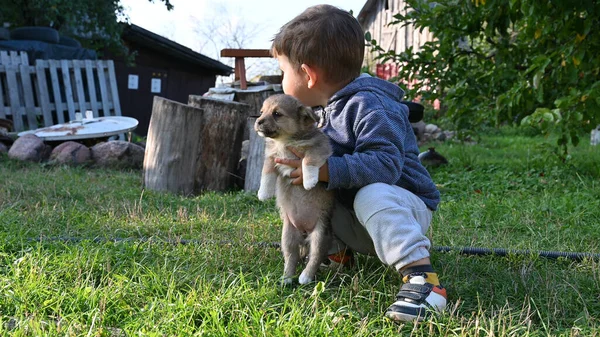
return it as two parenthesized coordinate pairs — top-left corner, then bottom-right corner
(366, 0), (600, 157)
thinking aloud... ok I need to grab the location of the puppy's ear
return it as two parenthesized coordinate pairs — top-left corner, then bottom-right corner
(299, 106), (319, 124)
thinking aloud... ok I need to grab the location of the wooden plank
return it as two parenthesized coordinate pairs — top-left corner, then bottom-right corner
(48, 60), (65, 124)
(0, 52), (10, 65)
(73, 60), (87, 113)
(35, 61), (54, 126)
(20, 52), (29, 65)
(220, 49), (271, 58)
(84, 60), (99, 117)
(106, 60), (121, 116)
(9, 51), (20, 65)
(96, 60), (110, 117)
(5, 65), (24, 131)
(60, 59), (76, 121)
(0, 70), (5, 119)
(19, 64), (38, 130)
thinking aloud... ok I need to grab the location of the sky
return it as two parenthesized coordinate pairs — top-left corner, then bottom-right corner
(120, 0), (368, 79)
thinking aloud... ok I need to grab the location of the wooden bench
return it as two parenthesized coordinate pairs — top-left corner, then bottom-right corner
(220, 49), (271, 90)
(0, 50), (122, 133)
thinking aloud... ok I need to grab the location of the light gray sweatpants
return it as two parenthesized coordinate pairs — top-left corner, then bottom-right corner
(328, 183), (433, 271)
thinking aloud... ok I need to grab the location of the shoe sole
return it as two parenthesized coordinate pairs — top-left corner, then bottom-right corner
(384, 310), (427, 322)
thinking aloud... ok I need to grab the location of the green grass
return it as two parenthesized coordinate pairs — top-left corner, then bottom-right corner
(1, 127), (599, 336)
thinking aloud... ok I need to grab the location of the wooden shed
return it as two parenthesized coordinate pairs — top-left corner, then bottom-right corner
(111, 24), (232, 136)
(357, 0), (433, 79)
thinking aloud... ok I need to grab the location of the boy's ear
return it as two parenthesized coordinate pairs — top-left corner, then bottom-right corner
(301, 63), (318, 89)
(299, 105), (319, 124)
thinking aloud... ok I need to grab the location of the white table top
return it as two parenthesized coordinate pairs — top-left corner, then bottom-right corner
(18, 116), (139, 141)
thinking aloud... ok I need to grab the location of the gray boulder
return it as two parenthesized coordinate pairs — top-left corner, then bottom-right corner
(91, 141), (145, 169)
(8, 134), (51, 162)
(50, 141), (91, 166)
(0, 142), (8, 154)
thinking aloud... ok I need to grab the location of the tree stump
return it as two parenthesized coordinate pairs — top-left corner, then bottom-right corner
(143, 97), (205, 195)
(187, 95), (250, 191)
(244, 117), (265, 192)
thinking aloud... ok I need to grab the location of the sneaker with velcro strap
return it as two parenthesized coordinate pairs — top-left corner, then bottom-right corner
(320, 249), (354, 270)
(384, 272), (447, 322)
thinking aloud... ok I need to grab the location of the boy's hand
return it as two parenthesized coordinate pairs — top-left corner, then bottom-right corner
(275, 147), (329, 185)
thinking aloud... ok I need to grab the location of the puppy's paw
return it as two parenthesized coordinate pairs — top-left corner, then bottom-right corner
(257, 173), (277, 200)
(298, 270), (316, 285)
(302, 165), (320, 190)
(281, 276), (294, 286)
(257, 185), (275, 201)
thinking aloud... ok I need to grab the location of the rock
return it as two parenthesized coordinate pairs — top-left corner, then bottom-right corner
(425, 124), (440, 134)
(433, 131), (447, 141)
(411, 121), (426, 140)
(443, 131), (455, 140)
(91, 141), (145, 169)
(50, 141), (92, 166)
(0, 142), (7, 154)
(8, 134), (51, 162)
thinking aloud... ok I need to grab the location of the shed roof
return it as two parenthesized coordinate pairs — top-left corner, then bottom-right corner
(122, 24), (233, 76)
(357, 0), (380, 28)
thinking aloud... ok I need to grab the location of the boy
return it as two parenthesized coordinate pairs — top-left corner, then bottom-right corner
(269, 4), (447, 322)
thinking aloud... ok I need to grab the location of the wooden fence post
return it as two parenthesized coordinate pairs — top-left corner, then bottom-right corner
(143, 97), (205, 195)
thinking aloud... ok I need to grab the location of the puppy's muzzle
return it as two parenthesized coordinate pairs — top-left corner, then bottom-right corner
(255, 119), (278, 138)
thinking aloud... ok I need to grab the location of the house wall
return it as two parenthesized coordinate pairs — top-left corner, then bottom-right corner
(112, 43), (217, 136)
(362, 0), (433, 75)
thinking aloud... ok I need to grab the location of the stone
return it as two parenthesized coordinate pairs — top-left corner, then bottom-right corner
(91, 141), (145, 169)
(0, 142), (7, 154)
(411, 121), (426, 140)
(50, 141), (92, 166)
(8, 134), (51, 162)
(433, 131), (447, 141)
(425, 123), (439, 134)
(443, 131), (456, 140)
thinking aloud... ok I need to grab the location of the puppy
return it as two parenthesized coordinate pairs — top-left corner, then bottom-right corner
(255, 94), (334, 285)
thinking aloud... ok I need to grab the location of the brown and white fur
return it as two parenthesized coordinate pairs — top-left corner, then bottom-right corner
(255, 94), (334, 285)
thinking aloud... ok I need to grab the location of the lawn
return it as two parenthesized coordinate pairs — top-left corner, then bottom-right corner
(0, 128), (599, 336)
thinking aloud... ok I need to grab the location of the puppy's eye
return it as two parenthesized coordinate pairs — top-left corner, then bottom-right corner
(273, 110), (282, 118)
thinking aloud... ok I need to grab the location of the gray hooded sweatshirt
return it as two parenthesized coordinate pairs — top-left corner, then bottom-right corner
(321, 74), (440, 211)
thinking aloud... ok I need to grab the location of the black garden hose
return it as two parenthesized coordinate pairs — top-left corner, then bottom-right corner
(26, 236), (600, 262)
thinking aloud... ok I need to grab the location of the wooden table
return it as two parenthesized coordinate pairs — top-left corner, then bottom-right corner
(220, 49), (272, 90)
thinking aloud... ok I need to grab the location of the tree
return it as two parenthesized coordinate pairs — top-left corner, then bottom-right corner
(0, 0), (173, 56)
(367, 0), (599, 157)
(190, 3), (278, 83)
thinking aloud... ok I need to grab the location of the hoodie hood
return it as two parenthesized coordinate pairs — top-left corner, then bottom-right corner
(328, 73), (406, 106)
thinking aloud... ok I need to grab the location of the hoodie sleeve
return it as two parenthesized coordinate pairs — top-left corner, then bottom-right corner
(327, 105), (409, 190)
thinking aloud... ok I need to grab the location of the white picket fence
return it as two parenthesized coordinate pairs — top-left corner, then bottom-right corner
(0, 50), (121, 132)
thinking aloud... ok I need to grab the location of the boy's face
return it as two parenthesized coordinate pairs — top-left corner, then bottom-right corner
(277, 55), (318, 107)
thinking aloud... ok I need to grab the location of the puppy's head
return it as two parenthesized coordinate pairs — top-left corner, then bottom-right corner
(254, 94), (319, 139)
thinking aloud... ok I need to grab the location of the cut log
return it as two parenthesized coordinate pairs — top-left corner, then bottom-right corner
(144, 97), (205, 195)
(244, 117), (265, 192)
(188, 95), (250, 191)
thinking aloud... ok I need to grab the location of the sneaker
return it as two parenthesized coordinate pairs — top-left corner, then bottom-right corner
(320, 249), (354, 270)
(384, 272), (447, 322)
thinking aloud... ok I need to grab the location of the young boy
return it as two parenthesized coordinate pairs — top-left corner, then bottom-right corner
(270, 4), (447, 322)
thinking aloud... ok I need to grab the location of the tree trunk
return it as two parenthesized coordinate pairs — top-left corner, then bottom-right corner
(244, 117), (265, 192)
(187, 95), (250, 191)
(143, 96), (204, 195)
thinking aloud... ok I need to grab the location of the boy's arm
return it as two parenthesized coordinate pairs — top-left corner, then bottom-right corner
(326, 107), (408, 190)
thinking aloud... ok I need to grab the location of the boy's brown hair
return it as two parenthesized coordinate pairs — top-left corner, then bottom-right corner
(271, 4), (365, 86)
